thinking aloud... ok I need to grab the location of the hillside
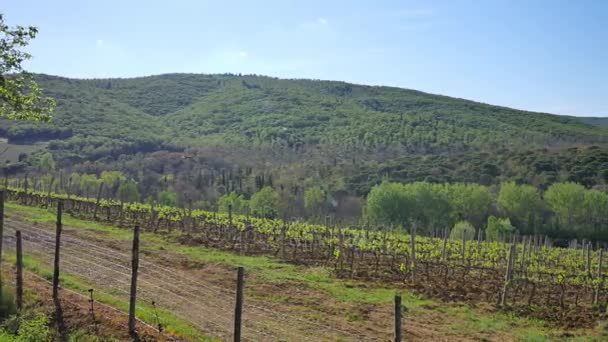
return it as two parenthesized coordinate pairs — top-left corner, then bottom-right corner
(577, 116), (608, 128)
(1, 73), (606, 150)
(1, 73), (607, 218)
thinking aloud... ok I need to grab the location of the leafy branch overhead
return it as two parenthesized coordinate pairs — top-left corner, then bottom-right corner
(0, 13), (55, 121)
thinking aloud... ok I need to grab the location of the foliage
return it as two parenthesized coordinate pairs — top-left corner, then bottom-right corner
(158, 190), (178, 207)
(0, 288), (16, 320)
(544, 182), (587, 234)
(497, 182), (541, 235)
(0, 311), (51, 342)
(304, 186), (325, 216)
(449, 221), (476, 240)
(485, 216), (517, 242)
(0, 14), (54, 121)
(443, 183), (492, 229)
(249, 187), (280, 218)
(218, 191), (248, 215)
(365, 181), (410, 226)
(117, 178), (139, 203)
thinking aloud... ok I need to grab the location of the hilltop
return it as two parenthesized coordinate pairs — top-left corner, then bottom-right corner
(1, 73), (606, 148)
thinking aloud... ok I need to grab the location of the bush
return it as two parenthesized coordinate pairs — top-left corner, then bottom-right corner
(485, 216), (517, 242)
(0, 288), (16, 320)
(449, 221), (476, 241)
(0, 311), (51, 342)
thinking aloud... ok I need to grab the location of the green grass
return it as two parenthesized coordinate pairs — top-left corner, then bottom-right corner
(4, 202), (605, 341)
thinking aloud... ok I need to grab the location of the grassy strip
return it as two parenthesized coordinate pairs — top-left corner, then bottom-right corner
(1, 250), (216, 341)
(5, 202), (602, 341)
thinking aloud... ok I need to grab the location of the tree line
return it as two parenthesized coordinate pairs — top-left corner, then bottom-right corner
(365, 181), (608, 242)
(10, 164), (608, 242)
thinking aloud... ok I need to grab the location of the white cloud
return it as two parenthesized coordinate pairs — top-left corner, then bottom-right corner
(301, 17), (330, 30)
(96, 39), (104, 47)
(239, 51), (248, 57)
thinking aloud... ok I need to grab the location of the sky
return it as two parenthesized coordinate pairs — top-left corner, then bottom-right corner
(3, 0), (608, 117)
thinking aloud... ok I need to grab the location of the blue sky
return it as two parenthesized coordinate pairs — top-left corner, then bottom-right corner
(3, 0), (607, 117)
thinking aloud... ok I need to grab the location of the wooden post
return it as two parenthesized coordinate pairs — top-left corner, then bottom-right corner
(410, 224), (416, 283)
(234, 267), (244, 342)
(441, 227), (448, 262)
(586, 242), (592, 275)
(53, 201), (63, 303)
(88, 289), (98, 334)
(594, 248), (604, 305)
(228, 204), (233, 225)
(16, 230), (23, 311)
(93, 182), (104, 220)
(128, 225), (140, 336)
(500, 244), (516, 306)
(394, 295), (402, 342)
(461, 230), (466, 263)
(53, 201), (67, 341)
(0, 191), (4, 296)
(46, 176), (55, 208)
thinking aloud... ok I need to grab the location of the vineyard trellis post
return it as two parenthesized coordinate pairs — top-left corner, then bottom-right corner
(53, 200), (67, 340)
(129, 225), (140, 337)
(15, 230), (23, 311)
(594, 248), (604, 305)
(586, 242), (591, 276)
(410, 224), (416, 283)
(53, 201), (63, 302)
(94, 182), (104, 220)
(441, 227), (448, 262)
(0, 190), (4, 298)
(88, 288), (98, 335)
(394, 294), (402, 342)
(500, 243), (516, 307)
(234, 266), (244, 342)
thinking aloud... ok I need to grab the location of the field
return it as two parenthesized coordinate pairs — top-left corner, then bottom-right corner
(1, 191), (608, 341)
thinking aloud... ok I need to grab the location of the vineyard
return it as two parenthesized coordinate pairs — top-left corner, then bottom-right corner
(4, 187), (608, 329)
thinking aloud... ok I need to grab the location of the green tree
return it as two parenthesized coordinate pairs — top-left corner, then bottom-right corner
(37, 152), (55, 171)
(218, 192), (248, 215)
(449, 221), (476, 240)
(497, 182), (542, 234)
(366, 181), (411, 227)
(158, 190), (178, 207)
(304, 186), (325, 217)
(250, 187), (280, 218)
(544, 182), (586, 235)
(118, 178), (139, 203)
(405, 182), (451, 232)
(583, 190), (608, 239)
(100, 170), (125, 198)
(0, 14), (54, 121)
(79, 174), (99, 198)
(485, 216), (517, 242)
(444, 183), (493, 230)
(68, 172), (81, 195)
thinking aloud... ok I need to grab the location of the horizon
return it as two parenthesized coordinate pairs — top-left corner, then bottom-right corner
(4, 0), (608, 117)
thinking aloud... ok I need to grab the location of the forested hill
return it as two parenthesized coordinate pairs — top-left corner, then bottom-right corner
(1, 73), (607, 204)
(2, 73), (607, 151)
(576, 117), (608, 128)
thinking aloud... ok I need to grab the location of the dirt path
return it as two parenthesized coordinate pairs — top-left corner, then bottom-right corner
(2, 216), (392, 341)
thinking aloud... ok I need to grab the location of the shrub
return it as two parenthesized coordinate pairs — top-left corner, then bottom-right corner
(449, 221), (476, 241)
